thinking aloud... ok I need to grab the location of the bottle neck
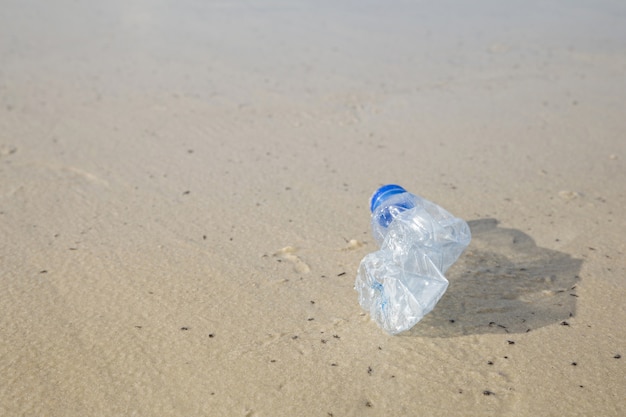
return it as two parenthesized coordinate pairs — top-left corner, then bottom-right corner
(370, 184), (407, 213)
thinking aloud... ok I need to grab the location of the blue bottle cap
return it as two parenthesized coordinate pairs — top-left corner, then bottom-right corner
(370, 184), (407, 213)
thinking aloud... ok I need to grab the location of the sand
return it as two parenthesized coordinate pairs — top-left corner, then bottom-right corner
(1, 0), (625, 415)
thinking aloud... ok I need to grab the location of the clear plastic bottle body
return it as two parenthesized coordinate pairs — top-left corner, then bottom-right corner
(355, 187), (471, 334)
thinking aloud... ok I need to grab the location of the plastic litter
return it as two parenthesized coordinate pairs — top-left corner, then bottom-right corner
(355, 184), (471, 334)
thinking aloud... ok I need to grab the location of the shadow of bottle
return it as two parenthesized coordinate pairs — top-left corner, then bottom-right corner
(407, 218), (582, 337)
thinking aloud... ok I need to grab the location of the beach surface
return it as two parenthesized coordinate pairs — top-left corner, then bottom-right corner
(1, 0), (625, 415)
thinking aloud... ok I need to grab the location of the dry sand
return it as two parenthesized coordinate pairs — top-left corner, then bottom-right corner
(1, 0), (625, 415)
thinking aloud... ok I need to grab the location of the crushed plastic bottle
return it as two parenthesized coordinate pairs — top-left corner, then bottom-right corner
(355, 184), (471, 334)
